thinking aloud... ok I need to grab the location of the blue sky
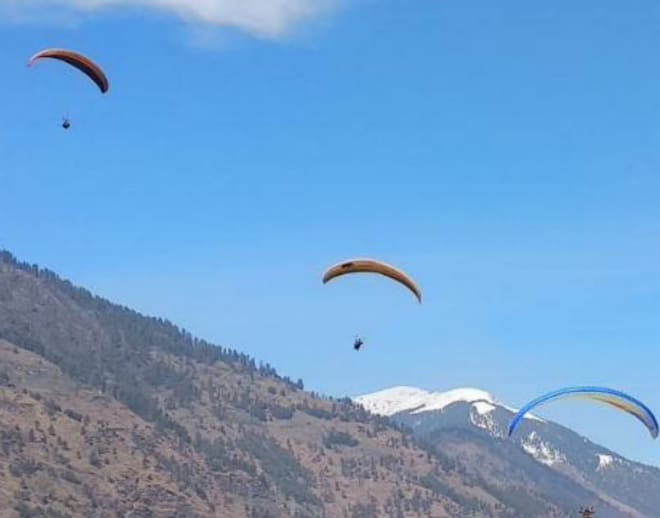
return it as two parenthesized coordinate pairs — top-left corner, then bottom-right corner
(2, 0), (660, 465)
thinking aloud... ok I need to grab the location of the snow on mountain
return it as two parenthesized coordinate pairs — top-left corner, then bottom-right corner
(353, 385), (543, 422)
(353, 386), (497, 416)
(469, 402), (505, 437)
(597, 454), (614, 470)
(521, 431), (566, 466)
(472, 401), (497, 415)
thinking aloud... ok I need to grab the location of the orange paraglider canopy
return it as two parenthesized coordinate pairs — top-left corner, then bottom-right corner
(28, 49), (109, 94)
(322, 258), (422, 303)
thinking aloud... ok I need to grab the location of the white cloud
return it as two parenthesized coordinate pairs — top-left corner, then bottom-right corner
(0, 0), (332, 38)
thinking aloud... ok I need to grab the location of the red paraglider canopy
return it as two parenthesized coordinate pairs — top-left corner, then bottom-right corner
(28, 49), (109, 94)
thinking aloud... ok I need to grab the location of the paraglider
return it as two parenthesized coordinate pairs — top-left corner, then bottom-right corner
(508, 386), (658, 439)
(28, 48), (109, 129)
(28, 49), (109, 93)
(322, 258), (422, 303)
(353, 336), (364, 351)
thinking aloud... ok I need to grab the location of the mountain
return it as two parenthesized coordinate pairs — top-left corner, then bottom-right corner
(355, 386), (660, 518)
(0, 250), (657, 517)
(354, 386), (514, 419)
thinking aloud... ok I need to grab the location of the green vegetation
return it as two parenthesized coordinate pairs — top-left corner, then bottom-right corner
(323, 429), (359, 448)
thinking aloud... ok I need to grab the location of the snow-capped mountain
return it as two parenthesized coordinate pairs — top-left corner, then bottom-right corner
(354, 384), (542, 415)
(353, 386), (660, 518)
(354, 385), (499, 416)
(355, 385), (542, 438)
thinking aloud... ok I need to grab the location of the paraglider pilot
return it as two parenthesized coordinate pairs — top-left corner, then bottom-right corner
(62, 118), (71, 130)
(353, 337), (364, 351)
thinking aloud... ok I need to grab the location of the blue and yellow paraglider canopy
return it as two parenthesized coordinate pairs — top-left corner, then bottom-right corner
(508, 386), (658, 439)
